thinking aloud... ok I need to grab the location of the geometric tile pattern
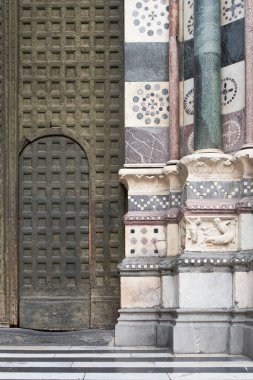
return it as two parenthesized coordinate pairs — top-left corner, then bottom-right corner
(125, 82), (170, 127)
(170, 192), (182, 207)
(126, 225), (166, 256)
(243, 179), (253, 197)
(125, 0), (170, 43)
(185, 181), (243, 199)
(128, 195), (170, 211)
(221, 0), (245, 26)
(128, 193), (181, 211)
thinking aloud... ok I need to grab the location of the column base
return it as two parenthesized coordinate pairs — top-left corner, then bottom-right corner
(243, 311), (253, 359)
(115, 308), (247, 354)
(115, 308), (175, 347)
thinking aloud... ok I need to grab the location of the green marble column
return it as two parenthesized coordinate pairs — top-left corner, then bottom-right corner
(194, 0), (221, 150)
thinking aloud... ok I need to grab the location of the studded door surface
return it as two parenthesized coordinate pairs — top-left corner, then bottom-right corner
(19, 136), (90, 330)
(17, 0), (124, 329)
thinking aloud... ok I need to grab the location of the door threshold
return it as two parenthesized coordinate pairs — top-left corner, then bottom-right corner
(0, 328), (115, 346)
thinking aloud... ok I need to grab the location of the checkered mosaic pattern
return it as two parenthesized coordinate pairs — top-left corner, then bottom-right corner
(243, 179), (253, 197)
(184, 181), (243, 199)
(126, 225), (166, 256)
(128, 193), (181, 211)
(170, 192), (181, 207)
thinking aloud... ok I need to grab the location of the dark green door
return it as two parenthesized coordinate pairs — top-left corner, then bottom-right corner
(19, 136), (90, 330)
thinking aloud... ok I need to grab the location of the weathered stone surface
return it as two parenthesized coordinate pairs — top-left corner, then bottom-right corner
(181, 216), (238, 252)
(234, 271), (253, 308)
(161, 275), (178, 308)
(178, 272), (233, 309)
(0, 328), (114, 346)
(121, 277), (161, 308)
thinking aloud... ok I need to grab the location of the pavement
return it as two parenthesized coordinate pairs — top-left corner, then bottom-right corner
(0, 329), (252, 379)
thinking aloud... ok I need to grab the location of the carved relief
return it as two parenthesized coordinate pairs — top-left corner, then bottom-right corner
(181, 216), (238, 251)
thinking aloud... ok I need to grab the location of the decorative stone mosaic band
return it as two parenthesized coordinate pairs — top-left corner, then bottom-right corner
(243, 179), (253, 197)
(184, 180), (243, 199)
(119, 256), (252, 272)
(128, 194), (181, 211)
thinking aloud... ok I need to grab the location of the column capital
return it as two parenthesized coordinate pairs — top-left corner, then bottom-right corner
(181, 150), (243, 181)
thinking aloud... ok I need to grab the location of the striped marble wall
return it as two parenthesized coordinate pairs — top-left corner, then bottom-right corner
(180, 0), (245, 156)
(125, 0), (170, 165)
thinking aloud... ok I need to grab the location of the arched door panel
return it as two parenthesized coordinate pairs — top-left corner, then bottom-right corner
(19, 136), (90, 330)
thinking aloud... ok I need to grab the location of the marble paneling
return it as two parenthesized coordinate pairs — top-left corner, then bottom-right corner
(180, 18), (245, 81)
(180, 39), (194, 81)
(181, 123), (194, 156)
(121, 277), (161, 308)
(222, 109), (245, 153)
(125, 82), (170, 128)
(183, 78), (194, 127)
(162, 275), (178, 308)
(182, 109), (246, 156)
(221, 19), (245, 66)
(181, 61), (245, 130)
(125, 43), (169, 82)
(221, 0), (245, 26)
(221, 61), (245, 115)
(125, 127), (169, 164)
(183, 0), (244, 42)
(183, 0), (194, 42)
(178, 272), (233, 309)
(239, 214), (253, 250)
(125, 0), (170, 43)
(125, 225), (166, 257)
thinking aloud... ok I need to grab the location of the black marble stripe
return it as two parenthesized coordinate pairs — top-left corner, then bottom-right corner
(0, 356), (250, 362)
(0, 349), (170, 354)
(0, 367), (251, 373)
(180, 18), (245, 81)
(125, 43), (169, 82)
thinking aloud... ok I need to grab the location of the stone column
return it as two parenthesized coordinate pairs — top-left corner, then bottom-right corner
(234, 2), (253, 359)
(245, 0), (253, 145)
(169, 0), (179, 160)
(194, 0), (221, 150)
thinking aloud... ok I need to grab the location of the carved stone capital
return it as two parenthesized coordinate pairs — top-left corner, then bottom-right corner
(181, 150), (243, 181)
(235, 146), (253, 178)
(119, 168), (170, 195)
(163, 161), (187, 191)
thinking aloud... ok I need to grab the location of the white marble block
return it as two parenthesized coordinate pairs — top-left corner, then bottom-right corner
(121, 276), (161, 308)
(178, 272), (233, 309)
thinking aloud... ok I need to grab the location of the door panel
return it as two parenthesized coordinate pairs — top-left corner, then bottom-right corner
(19, 136), (90, 330)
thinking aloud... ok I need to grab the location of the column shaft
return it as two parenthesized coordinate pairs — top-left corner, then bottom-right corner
(245, 0), (253, 144)
(169, 0), (179, 160)
(194, 0), (221, 150)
